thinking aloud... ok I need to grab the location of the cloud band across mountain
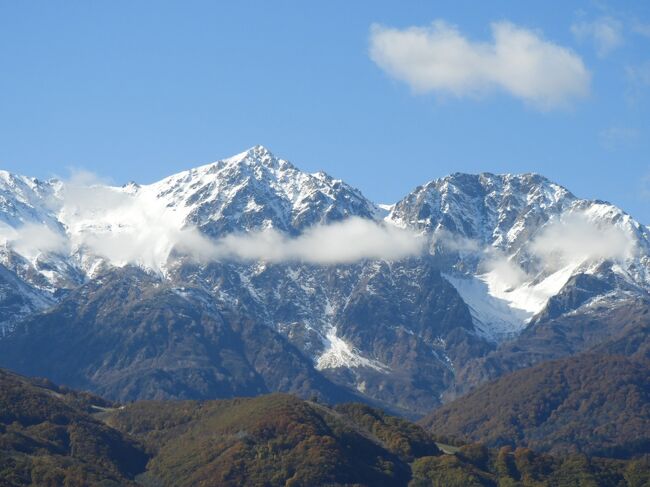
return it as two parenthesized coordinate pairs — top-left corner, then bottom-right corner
(107, 216), (425, 266)
(5, 216), (424, 268)
(205, 217), (424, 264)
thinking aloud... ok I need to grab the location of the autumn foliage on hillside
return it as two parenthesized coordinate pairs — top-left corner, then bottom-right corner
(422, 354), (650, 458)
(1, 367), (649, 486)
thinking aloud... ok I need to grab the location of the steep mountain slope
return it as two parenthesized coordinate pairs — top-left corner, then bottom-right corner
(452, 294), (650, 396)
(174, 255), (483, 415)
(0, 264), (53, 335)
(0, 258), (479, 415)
(0, 146), (648, 416)
(421, 354), (650, 458)
(0, 171), (61, 233)
(0, 266), (356, 405)
(324, 258), (487, 413)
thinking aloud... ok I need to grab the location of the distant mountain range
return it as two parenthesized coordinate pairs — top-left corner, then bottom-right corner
(0, 145), (649, 419)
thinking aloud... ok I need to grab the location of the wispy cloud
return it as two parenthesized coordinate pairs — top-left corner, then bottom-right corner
(640, 170), (650, 202)
(3, 223), (69, 260)
(599, 126), (639, 149)
(571, 16), (623, 57)
(431, 228), (481, 254)
(626, 61), (650, 103)
(369, 20), (590, 110)
(631, 20), (650, 38)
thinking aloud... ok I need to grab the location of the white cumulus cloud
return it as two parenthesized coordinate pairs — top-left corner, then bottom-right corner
(369, 20), (590, 109)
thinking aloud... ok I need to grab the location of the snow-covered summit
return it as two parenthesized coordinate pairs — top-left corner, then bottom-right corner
(0, 150), (649, 345)
(148, 145), (379, 236)
(388, 172), (575, 250)
(387, 172), (650, 339)
(0, 146), (381, 288)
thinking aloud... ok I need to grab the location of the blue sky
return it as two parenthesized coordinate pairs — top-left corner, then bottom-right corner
(1, 1), (649, 221)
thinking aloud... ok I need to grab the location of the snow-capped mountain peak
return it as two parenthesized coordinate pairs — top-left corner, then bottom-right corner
(387, 171), (650, 340)
(388, 172), (575, 249)
(0, 146), (382, 289)
(148, 145), (379, 237)
(0, 151), (648, 348)
(0, 149), (649, 416)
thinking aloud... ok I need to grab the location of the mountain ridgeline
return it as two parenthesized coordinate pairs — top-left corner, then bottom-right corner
(0, 146), (648, 426)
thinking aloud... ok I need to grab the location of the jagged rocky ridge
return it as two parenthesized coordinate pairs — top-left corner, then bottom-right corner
(0, 146), (649, 416)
